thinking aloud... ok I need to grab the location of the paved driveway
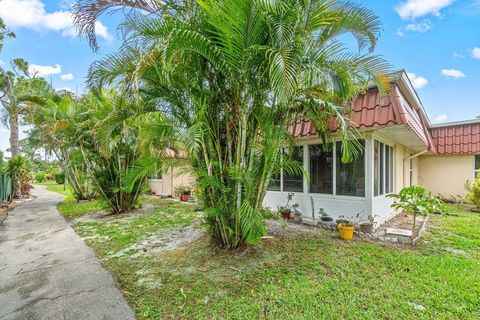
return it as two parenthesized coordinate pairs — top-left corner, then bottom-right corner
(0, 185), (135, 320)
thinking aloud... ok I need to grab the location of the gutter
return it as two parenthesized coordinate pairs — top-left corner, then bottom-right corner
(404, 150), (428, 161)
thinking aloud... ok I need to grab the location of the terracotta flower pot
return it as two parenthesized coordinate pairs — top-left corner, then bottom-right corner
(281, 211), (292, 220)
(180, 194), (189, 202)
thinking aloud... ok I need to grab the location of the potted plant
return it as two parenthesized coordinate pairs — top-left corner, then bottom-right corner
(175, 185), (192, 202)
(318, 208), (334, 227)
(277, 193), (299, 220)
(358, 215), (377, 234)
(293, 207), (302, 223)
(336, 216), (355, 240)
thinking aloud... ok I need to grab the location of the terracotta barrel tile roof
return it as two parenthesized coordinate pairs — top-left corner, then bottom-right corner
(290, 85), (435, 151)
(430, 123), (480, 154)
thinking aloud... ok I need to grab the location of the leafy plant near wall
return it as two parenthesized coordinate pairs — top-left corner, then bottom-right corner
(466, 174), (480, 210)
(3, 156), (32, 197)
(387, 185), (446, 234)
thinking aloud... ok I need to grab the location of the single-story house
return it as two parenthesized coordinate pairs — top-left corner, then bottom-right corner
(148, 70), (479, 228)
(263, 70), (480, 227)
(147, 149), (195, 196)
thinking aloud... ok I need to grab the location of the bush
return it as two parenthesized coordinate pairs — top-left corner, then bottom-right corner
(45, 173), (54, 181)
(35, 172), (46, 183)
(388, 185), (446, 233)
(20, 171), (33, 197)
(467, 174), (480, 209)
(54, 172), (66, 184)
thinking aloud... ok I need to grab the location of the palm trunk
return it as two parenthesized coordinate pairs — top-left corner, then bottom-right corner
(9, 109), (21, 199)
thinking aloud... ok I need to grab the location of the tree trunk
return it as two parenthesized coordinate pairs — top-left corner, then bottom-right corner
(9, 109), (21, 199)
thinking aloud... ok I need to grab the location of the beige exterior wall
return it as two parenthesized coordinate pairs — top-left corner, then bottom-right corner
(418, 154), (475, 197)
(393, 143), (419, 192)
(147, 165), (196, 196)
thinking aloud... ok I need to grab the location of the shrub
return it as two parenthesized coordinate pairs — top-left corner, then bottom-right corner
(44, 173), (54, 181)
(388, 185), (447, 233)
(20, 171), (33, 197)
(35, 172), (46, 183)
(54, 172), (66, 184)
(4, 156), (31, 198)
(466, 174), (480, 209)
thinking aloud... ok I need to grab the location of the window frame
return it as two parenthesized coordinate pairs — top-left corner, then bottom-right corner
(268, 139), (368, 199)
(374, 139), (394, 197)
(475, 155), (480, 177)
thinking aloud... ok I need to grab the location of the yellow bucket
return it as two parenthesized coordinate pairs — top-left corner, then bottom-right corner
(338, 225), (355, 240)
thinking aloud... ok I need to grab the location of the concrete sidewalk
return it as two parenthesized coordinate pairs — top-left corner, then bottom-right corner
(0, 185), (135, 320)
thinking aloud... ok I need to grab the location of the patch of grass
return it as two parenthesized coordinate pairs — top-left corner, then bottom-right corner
(36, 181), (72, 197)
(58, 199), (103, 219)
(36, 181), (102, 219)
(72, 202), (480, 320)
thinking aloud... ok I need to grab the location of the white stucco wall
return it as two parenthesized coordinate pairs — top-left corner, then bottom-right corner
(263, 192), (368, 222)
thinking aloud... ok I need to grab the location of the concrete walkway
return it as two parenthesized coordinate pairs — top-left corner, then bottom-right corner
(0, 185), (135, 320)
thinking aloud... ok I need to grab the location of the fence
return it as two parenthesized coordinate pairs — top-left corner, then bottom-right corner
(0, 173), (12, 204)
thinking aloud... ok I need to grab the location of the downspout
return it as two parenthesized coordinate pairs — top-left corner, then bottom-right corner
(403, 150), (428, 187)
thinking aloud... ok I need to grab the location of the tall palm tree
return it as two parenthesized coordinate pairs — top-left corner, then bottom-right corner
(74, 0), (390, 248)
(0, 59), (51, 197)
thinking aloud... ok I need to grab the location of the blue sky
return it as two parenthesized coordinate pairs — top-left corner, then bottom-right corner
(0, 0), (479, 153)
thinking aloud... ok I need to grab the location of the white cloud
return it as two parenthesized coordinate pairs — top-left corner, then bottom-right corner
(407, 72), (429, 89)
(441, 68), (466, 78)
(453, 52), (464, 58)
(0, 0), (111, 41)
(396, 0), (454, 20)
(28, 63), (62, 77)
(404, 20), (431, 32)
(55, 87), (73, 92)
(434, 114), (449, 122)
(60, 72), (74, 80)
(0, 59), (4, 65)
(471, 47), (480, 60)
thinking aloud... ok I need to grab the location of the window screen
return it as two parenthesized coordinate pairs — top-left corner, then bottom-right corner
(283, 146), (304, 192)
(336, 140), (365, 197)
(309, 144), (333, 194)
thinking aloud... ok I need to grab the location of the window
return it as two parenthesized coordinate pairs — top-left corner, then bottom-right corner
(268, 172), (281, 191)
(374, 140), (394, 196)
(148, 171), (162, 179)
(475, 155), (480, 176)
(336, 140), (365, 197)
(283, 146), (304, 192)
(309, 144), (333, 194)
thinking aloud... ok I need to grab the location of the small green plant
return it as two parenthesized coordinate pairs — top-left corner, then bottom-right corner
(319, 208), (333, 222)
(336, 216), (354, 227)
(35, 172), (46, 183)
(54, 172), (66, 184)
(388, 185), (446, 234)
(466, 174), (480, 210)
(174, 185), (192, 196)
(277, 192), (299, 214)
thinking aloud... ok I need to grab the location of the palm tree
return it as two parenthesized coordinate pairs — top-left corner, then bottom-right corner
(0, 59), (51, 197)
(74, 0), (390, 248)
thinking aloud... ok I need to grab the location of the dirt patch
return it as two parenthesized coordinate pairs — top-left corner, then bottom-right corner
(134, 226), (205, 254)
(373, 213), (427, 238)
(266, 219), (321, 237)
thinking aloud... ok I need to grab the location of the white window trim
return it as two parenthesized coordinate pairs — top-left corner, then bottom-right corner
(269, 138), (369, 200)
(373, 138), (395, 198)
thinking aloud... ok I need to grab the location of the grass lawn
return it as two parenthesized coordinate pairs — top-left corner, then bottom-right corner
(35, 181), (103, 219)
(62, 199), (480, 320)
